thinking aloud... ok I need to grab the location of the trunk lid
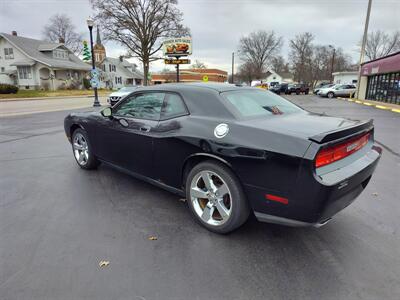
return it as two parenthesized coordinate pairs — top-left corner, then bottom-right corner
(239, 112), (372, 143)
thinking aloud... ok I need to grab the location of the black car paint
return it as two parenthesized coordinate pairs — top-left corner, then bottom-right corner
(64, 83), (381, 226)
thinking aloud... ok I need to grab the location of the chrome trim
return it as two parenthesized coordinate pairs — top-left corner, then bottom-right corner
(254, 212), (331, 228)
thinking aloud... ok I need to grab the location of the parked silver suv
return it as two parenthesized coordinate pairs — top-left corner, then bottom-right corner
(318, 84), (356, 98)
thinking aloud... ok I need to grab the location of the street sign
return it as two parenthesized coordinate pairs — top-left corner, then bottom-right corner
(91, 69), (99, 79)
(162, 37), (192, 57)
(164, 58), (191, 65)
(202, 75), (209, 82)
(90, 78), (100, 88)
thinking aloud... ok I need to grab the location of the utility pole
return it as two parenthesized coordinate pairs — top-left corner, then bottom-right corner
(356, 0), (372, 98)
(231, 52), (235, 84)
(329, 45), (336, 83)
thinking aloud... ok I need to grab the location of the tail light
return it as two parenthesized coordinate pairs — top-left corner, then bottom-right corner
(315, 133), (370, 168)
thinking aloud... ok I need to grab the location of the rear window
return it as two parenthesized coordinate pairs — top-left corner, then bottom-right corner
(222, 89), (302, 118)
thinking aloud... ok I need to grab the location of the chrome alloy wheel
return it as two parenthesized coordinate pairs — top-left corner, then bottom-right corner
(73, 133), (89, 166)
(190, 170), (232, 226)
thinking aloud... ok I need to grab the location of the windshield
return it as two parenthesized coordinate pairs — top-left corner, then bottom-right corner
(119, 87), (137, 92)
(222, 89), (302, 118)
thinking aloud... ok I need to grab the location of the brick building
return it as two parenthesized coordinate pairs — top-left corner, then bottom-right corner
(151, 68), (228, 84)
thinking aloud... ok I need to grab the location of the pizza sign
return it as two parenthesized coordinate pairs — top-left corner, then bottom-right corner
(163, 37), (192, 57)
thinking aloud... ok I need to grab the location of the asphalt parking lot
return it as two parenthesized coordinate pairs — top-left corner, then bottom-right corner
(0, 94), (399, 300)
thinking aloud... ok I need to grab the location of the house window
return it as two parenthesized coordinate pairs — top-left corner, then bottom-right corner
(18, 66), (32, 79)
(4, 48), (14, 59)
(115, 77), (118, 84)
(109, 64), (111, 72)
(113, 65), (116, 72)
(1, 67), (4, 72)
(53, 49), (68, 60)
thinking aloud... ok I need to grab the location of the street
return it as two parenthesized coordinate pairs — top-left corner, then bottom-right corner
(0, 95), (399, 300)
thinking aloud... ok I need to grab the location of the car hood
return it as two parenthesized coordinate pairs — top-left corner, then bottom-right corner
(109, 91), (131, 97)
(238, 112), (362, 139)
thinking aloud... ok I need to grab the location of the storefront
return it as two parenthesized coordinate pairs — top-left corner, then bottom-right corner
(359, 51), (400, 104)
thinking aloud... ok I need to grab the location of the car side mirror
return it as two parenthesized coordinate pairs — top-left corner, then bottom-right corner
(101, 107), (113, 118)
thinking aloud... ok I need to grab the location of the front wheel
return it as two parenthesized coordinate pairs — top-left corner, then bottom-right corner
(185, 161), (250, 234)
(327, 92), (335, 99)
(71, 128), (100, 169)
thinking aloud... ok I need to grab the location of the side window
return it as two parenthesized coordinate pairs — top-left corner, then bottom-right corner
(161, 93), (188, 120)
(114, 92), (165, 120)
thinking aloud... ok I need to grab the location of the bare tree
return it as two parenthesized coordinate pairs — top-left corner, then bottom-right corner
(90, 0), (190, 85)
(270, 55), (289, 74)
(42, 14), (83, 55)
(238, 30), (283, 79)
(190, 60), (206, 69)
(309, 46), (352, 86)
(237, 61), (257, 85)
(289, 32), (314, 83)
(364, 30), (400, 60)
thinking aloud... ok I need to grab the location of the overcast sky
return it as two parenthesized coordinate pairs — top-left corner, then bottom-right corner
(1, 0), (399, 73)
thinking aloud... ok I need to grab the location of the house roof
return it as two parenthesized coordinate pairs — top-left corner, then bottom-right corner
(0, 32), (91, 71)
(104, 56), (144, 79)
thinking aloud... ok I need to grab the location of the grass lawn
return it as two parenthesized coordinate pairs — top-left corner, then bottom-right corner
(0, 89), (111, 100)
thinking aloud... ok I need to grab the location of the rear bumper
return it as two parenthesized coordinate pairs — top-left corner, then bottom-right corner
(248, 145), (382, 227)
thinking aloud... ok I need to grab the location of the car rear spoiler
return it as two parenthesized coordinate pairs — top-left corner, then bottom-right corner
(309, 119), (374, 144)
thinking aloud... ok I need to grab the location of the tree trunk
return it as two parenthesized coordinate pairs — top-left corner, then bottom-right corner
(143, 61), (149, 86)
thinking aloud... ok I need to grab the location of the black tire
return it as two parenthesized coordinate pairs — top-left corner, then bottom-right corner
(296, 90), (300, 95)
(305, 90), (309, 95)
(185, 161), (250, 234)
(327, 92), (335, 99)
(71, 128), (100, 170)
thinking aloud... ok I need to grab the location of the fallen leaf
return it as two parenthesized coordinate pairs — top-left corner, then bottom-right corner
(372, 192), (378, 197)
(148, 236), (158, 241)
(99, 260), (110, 267)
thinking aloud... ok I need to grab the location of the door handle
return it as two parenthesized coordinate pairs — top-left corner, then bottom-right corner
(139, 125), (151, 132)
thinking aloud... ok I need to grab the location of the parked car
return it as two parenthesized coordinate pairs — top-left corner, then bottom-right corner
(270, 83), (288, 95)
(318, 84), (356, 98)
(313, 82), (334, 94)
(254, 83), (269, 90)
(64, 83), (381, 234)
(286, 83), (309, 95)
(107, 86), (139, 106)
(269, 81), (280, 88)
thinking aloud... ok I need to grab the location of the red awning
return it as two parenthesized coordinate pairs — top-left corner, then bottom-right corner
(361, 52), (400, 76)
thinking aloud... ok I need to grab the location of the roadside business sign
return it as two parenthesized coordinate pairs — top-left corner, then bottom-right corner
(164, 58), (191, 65)
(162, 37), (192, 57)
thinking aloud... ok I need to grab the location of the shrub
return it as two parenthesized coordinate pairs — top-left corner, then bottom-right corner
(0, 84), (19, 94)
(83, 78), (91, 90)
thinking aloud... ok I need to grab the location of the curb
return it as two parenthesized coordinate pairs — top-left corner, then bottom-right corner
(0, 94), (109, 102)
(336, 97), (400, 114)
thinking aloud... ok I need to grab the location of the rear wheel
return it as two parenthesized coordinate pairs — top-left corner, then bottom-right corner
(327, 92), (335, 99)
(72, 128), (100, 170)
(185, 161), (250, 234)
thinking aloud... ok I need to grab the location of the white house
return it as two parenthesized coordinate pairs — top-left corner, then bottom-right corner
(93, 27), (143, 89)
(98, 57), (143, 89)
(263, 70), (294, 84)
(332, 71), (358, 85)
(0, 31), (91, 90)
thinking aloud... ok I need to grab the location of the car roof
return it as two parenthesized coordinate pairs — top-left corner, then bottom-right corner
(135, 82), (248, 93)
(131, 83), (251, 119)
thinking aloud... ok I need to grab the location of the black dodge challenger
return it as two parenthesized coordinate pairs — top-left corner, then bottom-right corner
(64, 83), (382, 233)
